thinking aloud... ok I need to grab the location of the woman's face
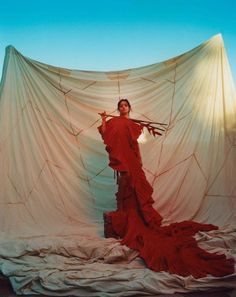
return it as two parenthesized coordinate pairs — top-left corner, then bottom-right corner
(118, 101), (130, 116)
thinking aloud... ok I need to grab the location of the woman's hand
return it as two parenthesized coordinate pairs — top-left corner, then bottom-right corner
(99, 111), (107, 134)
(100, 111), (107, 122)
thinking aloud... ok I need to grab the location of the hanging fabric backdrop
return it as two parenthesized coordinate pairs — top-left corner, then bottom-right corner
(0, 34), (235, 296)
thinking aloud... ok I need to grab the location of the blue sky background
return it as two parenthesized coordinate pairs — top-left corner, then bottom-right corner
(0, 0), (236, 83)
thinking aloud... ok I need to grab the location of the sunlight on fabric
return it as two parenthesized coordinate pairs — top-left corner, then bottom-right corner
(203, 94), (224, 123)
(137, 130), (147, 143)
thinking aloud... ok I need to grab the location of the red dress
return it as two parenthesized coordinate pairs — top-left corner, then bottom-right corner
(99, 116), (234, 278)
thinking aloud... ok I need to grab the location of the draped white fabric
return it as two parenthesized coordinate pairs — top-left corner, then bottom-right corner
(0, 34), (235, 295)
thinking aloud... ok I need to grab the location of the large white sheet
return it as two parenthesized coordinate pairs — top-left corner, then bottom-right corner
(0, 34), (235, 295)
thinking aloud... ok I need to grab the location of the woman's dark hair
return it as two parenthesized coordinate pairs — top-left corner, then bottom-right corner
(117, 98), (132, 112)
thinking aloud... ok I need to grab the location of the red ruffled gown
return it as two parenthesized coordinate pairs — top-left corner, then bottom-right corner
(98, 116), (234, 278)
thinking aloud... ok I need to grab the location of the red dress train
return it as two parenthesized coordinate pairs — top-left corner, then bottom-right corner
(99, 116), (234, 278)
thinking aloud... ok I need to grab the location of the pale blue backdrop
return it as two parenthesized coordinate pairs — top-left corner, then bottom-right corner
(0, 0), (235, 83)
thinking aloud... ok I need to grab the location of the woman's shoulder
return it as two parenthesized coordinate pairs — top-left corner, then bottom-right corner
(107, 116), (141, 128)
(107, 116), (128, 124)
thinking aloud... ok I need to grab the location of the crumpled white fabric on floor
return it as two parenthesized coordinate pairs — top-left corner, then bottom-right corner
(0, 34), (235, 295)
(0, 228), (235, 296)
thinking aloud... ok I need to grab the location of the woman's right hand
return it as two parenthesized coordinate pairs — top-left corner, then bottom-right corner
(99, 111), (107, 134)
(100, 111), (107, 122)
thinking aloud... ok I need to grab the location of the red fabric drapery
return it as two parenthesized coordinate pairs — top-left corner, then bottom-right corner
(99, 116), (234, 278)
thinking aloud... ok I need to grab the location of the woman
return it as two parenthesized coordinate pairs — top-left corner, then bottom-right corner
(98, 99), (234, 278)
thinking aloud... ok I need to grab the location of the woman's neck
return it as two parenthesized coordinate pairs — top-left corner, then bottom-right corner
(119, 114), (129, 118)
